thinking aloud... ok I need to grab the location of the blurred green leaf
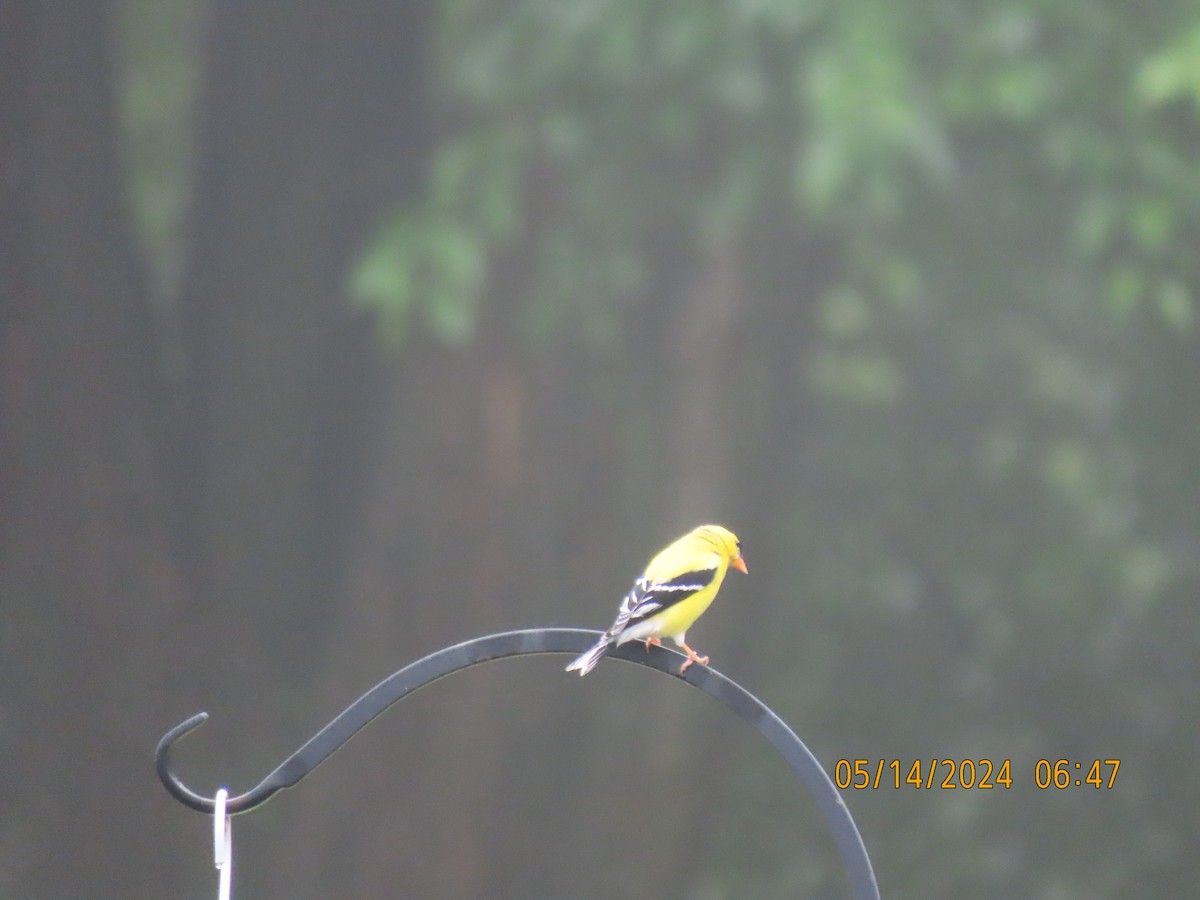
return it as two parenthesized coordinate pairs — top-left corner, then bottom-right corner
(1137, 24), (1200, 109)
(809, 349), (904, 404)
(1156, 277), (1194, 332)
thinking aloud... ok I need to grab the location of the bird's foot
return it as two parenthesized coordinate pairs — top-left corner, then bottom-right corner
(643, 636), (663, 651)
(678, 643), (709, 674)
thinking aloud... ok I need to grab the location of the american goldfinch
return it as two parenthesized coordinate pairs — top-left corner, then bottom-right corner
(566, 524), (747, 676)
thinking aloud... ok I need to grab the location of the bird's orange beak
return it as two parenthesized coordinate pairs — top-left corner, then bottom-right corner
(733, 557), (748, 574)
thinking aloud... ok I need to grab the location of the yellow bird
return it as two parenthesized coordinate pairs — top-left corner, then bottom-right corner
(566, 524), (747, 676)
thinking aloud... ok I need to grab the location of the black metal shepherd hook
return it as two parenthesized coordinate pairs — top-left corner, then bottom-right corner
(157, 627), (879, 899)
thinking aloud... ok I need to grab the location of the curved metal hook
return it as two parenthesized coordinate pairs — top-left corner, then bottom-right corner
(156, 626), (879, 899)
(157, 629), (600, 815)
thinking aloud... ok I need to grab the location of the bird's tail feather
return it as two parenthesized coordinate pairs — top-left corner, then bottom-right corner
(565, 636), (612, 676)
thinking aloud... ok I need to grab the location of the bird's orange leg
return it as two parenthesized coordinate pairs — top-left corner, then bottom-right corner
(678, 642), (710, 674)
(643, 636), (663, 652)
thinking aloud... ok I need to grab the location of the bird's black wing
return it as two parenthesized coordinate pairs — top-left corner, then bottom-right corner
(604, 568), (718, 639)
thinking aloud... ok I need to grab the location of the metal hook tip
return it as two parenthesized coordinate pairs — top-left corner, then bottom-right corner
(155, 712), (217, 813)
(156, 711), (210, 755)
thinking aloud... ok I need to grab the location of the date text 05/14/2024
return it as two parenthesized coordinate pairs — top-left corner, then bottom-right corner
(833, 758), (1121, 790)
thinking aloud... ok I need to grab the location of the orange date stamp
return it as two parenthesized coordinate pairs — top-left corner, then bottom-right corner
(833, 758), (1121, 790)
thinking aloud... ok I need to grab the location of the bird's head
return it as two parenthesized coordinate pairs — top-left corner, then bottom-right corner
(694, 524), (748, 574)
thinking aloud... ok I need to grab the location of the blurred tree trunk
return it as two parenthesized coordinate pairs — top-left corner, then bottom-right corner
(0, 3), (182, 896)
(268, 343), (515, 896)
(269, 215), (535, 894)
(174, 0), (433, 761)
(165, 1), (437, 895)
